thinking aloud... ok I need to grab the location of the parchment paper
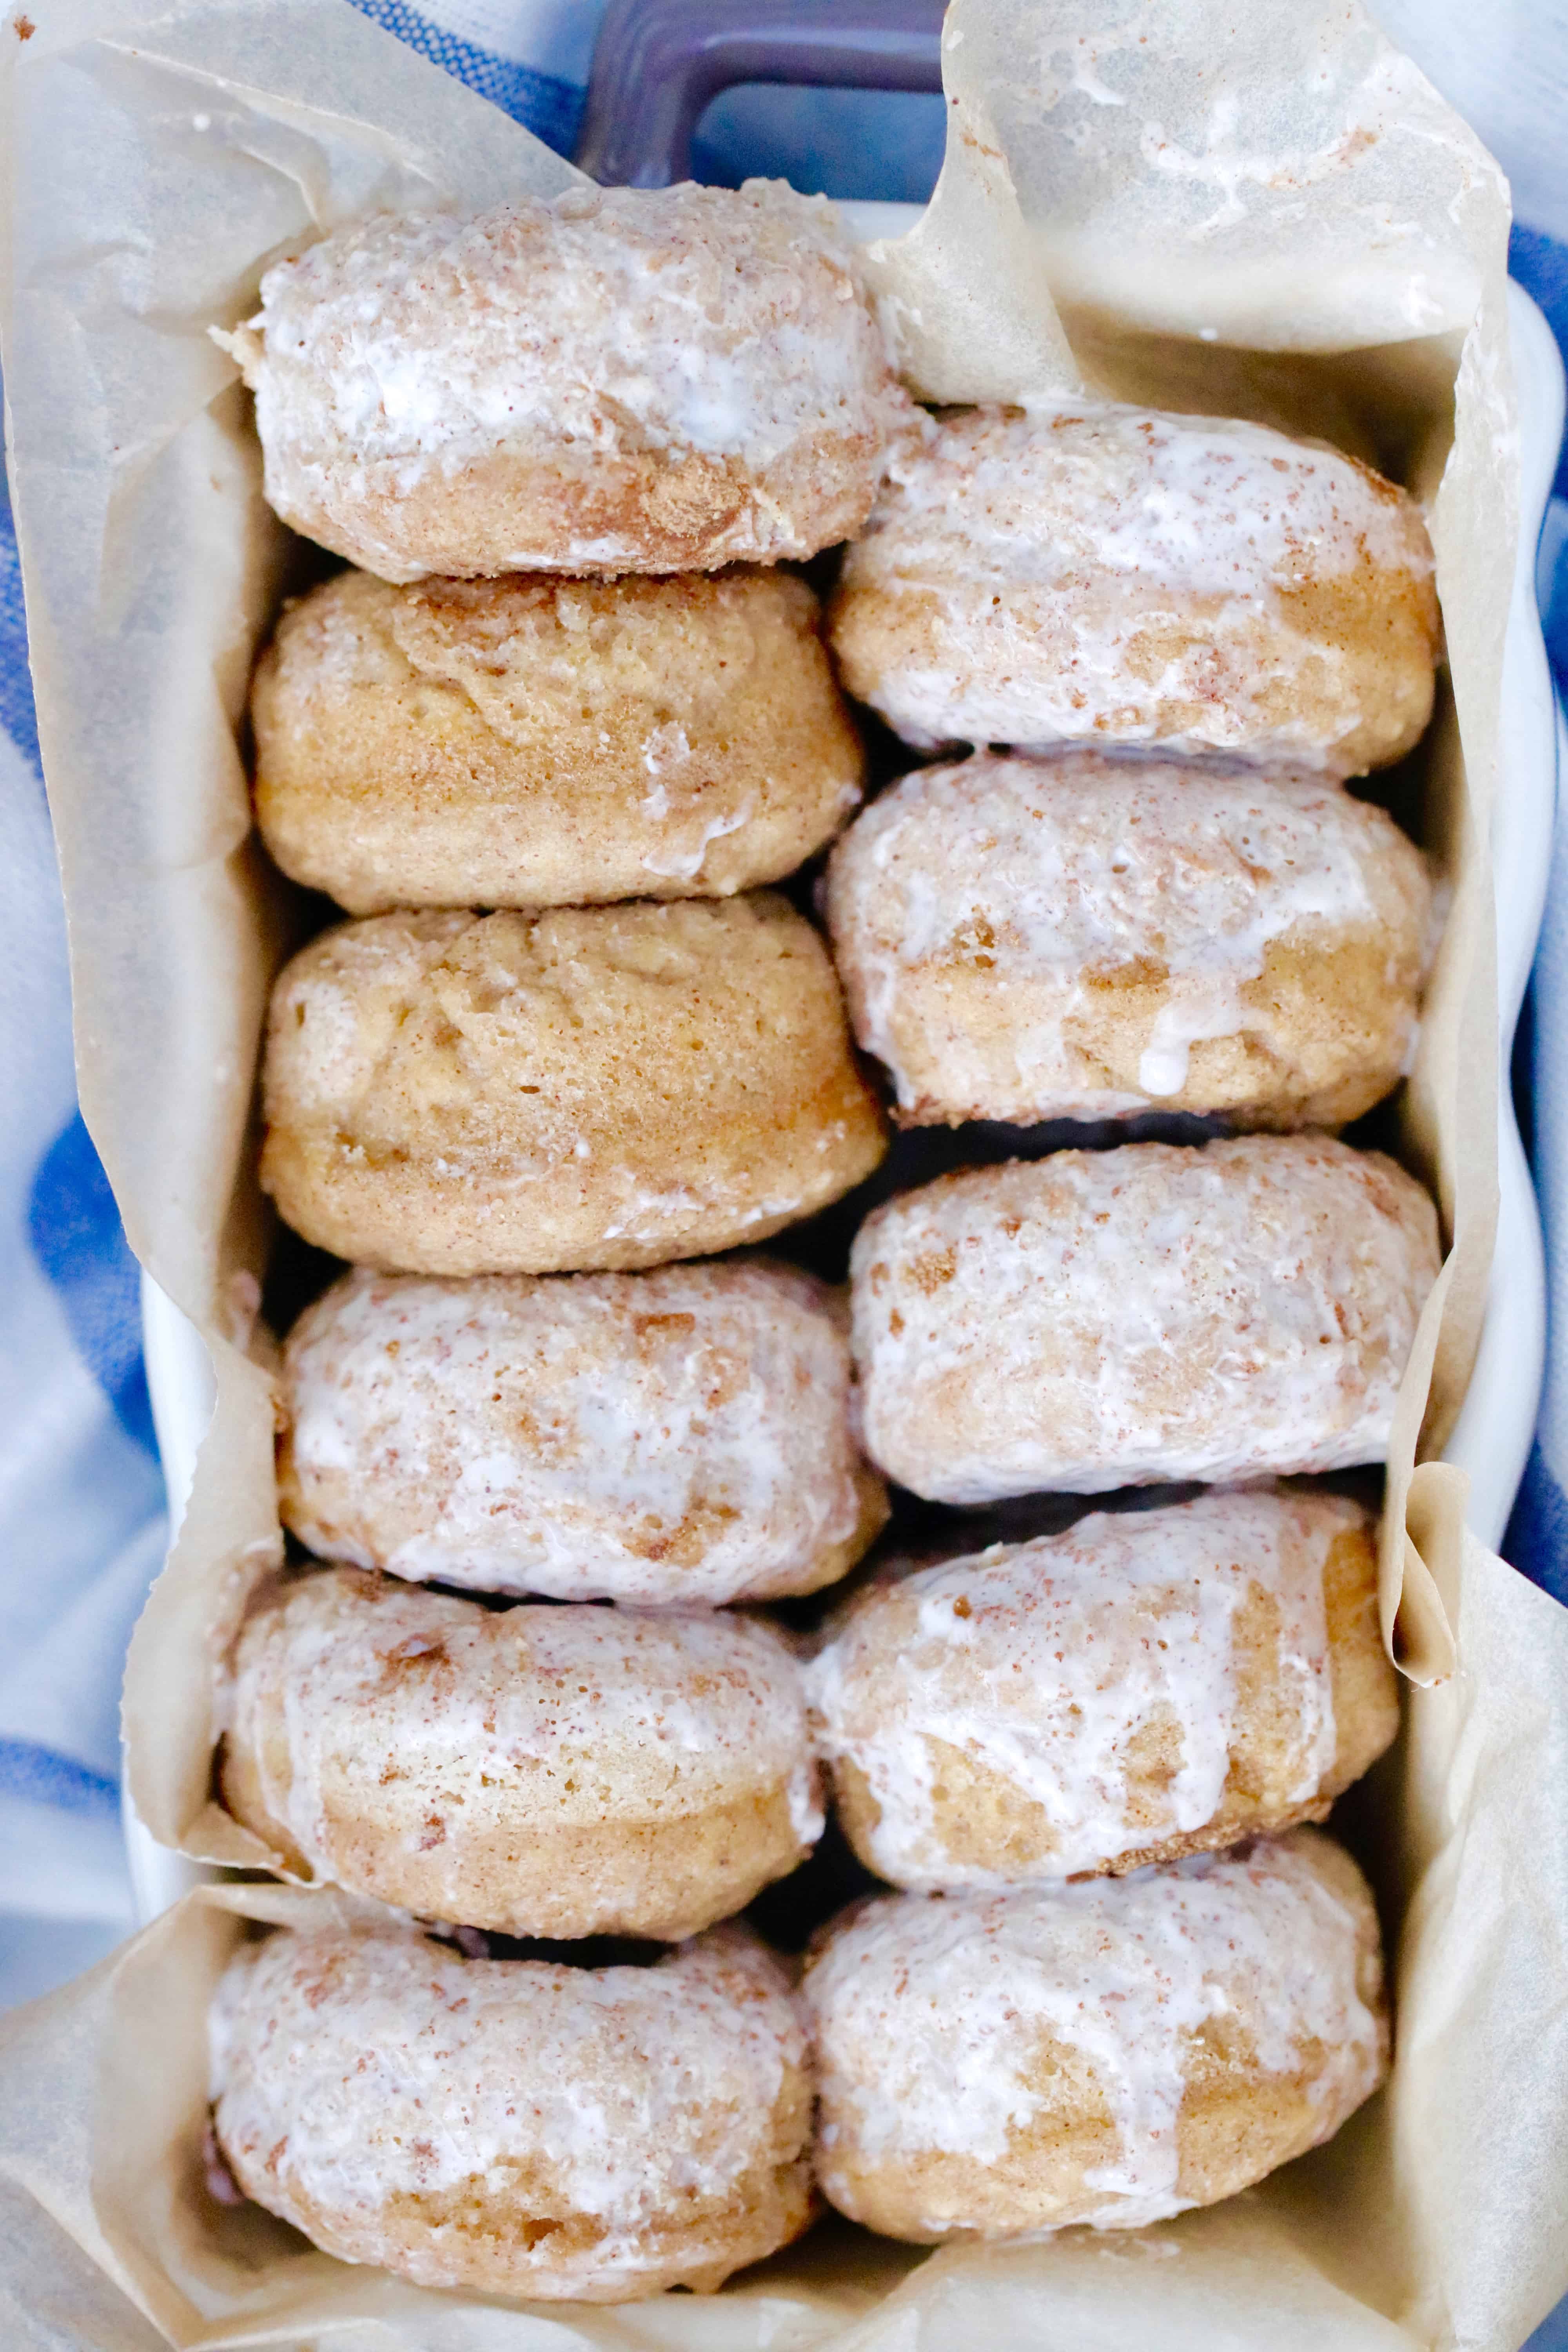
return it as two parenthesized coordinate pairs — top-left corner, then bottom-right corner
(2, 0), (1563, 2345)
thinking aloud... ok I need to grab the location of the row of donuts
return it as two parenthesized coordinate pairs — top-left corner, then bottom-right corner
(212, 1828), (1387, 2296)
(211, 183), (898, 2307)
(232, 1378), (1408, 1930)
(203, 176), (1441, 2301)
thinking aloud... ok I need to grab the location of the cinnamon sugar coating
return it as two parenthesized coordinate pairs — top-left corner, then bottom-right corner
(278, 1260), (886, 1604)
(221, 1569), (822, 1938)
(850, 1136), (1440, 1501)
(211, 1918), (813, 2299)
(829, 403), (1439, 775)
(260, 896), (886, 1275)
(252, 567), (866, 915)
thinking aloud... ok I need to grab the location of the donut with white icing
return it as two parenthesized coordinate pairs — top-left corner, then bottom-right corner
(828, 402), (1439, 775)
(278, 1260), (887, 1606)
(252, 567), (866, 916)
(802, 1829), (1388, 2241)
(210, 1917), (813, 2299)
(220, 1570), (822, 1939)
(825, 748), (1433, 1129)
(806, 1488), (1399, 1890)
(850, 1136), (1440, 1502)
(215, 181), (907, 583)
(260, 896), (886, 1276)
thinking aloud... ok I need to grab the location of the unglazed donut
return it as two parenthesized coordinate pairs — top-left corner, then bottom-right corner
(828, 402), (1439, 774)
(252, 568), (866, 915)
(220, 1570), (822, 1938)
(850, 1136), (1439, 1501)
(215, 181), (906, 582)
(210, 1918), (812, 2299)
(260, 896), (886, 1275)
(278, 1260), (887, 1605)
(825, 748), (1433, 1129)
(802, 1829), (1387, 2241)
(806, 1487), (1399, 1890)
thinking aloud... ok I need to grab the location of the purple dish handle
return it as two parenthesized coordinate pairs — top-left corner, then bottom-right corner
(575, 0), (947, 189)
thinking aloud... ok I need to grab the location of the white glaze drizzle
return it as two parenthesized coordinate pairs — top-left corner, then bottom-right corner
(825, 748), (1429, 1118)
(802, 1835), (1385, 2230)
(833, 401), (1433, 766)
(281, 1260), (874, 1603)
(222, 180), (903, 498)
(230, 1572), (824, 1882)
(849, 1136), (1441, 1502)
(211, 1919), (805, 2276)
(806, 1488), (1352, 1886)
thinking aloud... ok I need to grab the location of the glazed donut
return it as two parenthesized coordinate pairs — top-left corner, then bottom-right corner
(278, 1260), (887, 1605)
(252, 568), (866, 916)
(220, 1570), (822, 1939)
(210, 1918), (812, 2300)
(802, 1829), (1388, 2241)
(850, 1136), (1439, 1501)
(806, 1487), (1399, 1890)
(215, 181), (906, 582)
(828, 402), (1439, 775)
(824, 748), (1433, 1129)
(260, 896), (886, 1275)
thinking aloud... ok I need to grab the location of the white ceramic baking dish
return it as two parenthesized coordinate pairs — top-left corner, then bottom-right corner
(124, 271), (1565, 1925)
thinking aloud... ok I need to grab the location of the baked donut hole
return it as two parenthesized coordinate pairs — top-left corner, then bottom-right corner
(275, 1258), (887, 1606)
(825, 747), (1434, 1131)
(849, 1134), (1441, 1502)
(807, 1486), (1400, 1889)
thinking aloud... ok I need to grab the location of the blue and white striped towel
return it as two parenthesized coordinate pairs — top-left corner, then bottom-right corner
(2, 0), (1566, 2075)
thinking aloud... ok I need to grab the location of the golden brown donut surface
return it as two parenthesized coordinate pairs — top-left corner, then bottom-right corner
(260, 896), (887, 1275)
(211, 1918), (813, 2299)
(806, 1487), (1398, 1889)
(221, 1570), (822, 1938)
(850, 1136), (1440, 1502)
(252, 568), (866, 915)
(801, 1829), (1388, 2241)
(216, 181), (906, 581)
(278, 1260), (887, 1604)
(828, 402), (1439, 774)
(825, 748), (1433, 1129)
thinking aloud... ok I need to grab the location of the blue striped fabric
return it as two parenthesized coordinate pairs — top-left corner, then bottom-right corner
(1513, 225), (1568, 504)
(0, 390), (165, 1860)
(345, 0), (583, 151)
(26, 1113), (156, 1460)
(0, 1740), (119, 1820)
(1501, 226), (1568, 1630)
(0, 459), (40, 775)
